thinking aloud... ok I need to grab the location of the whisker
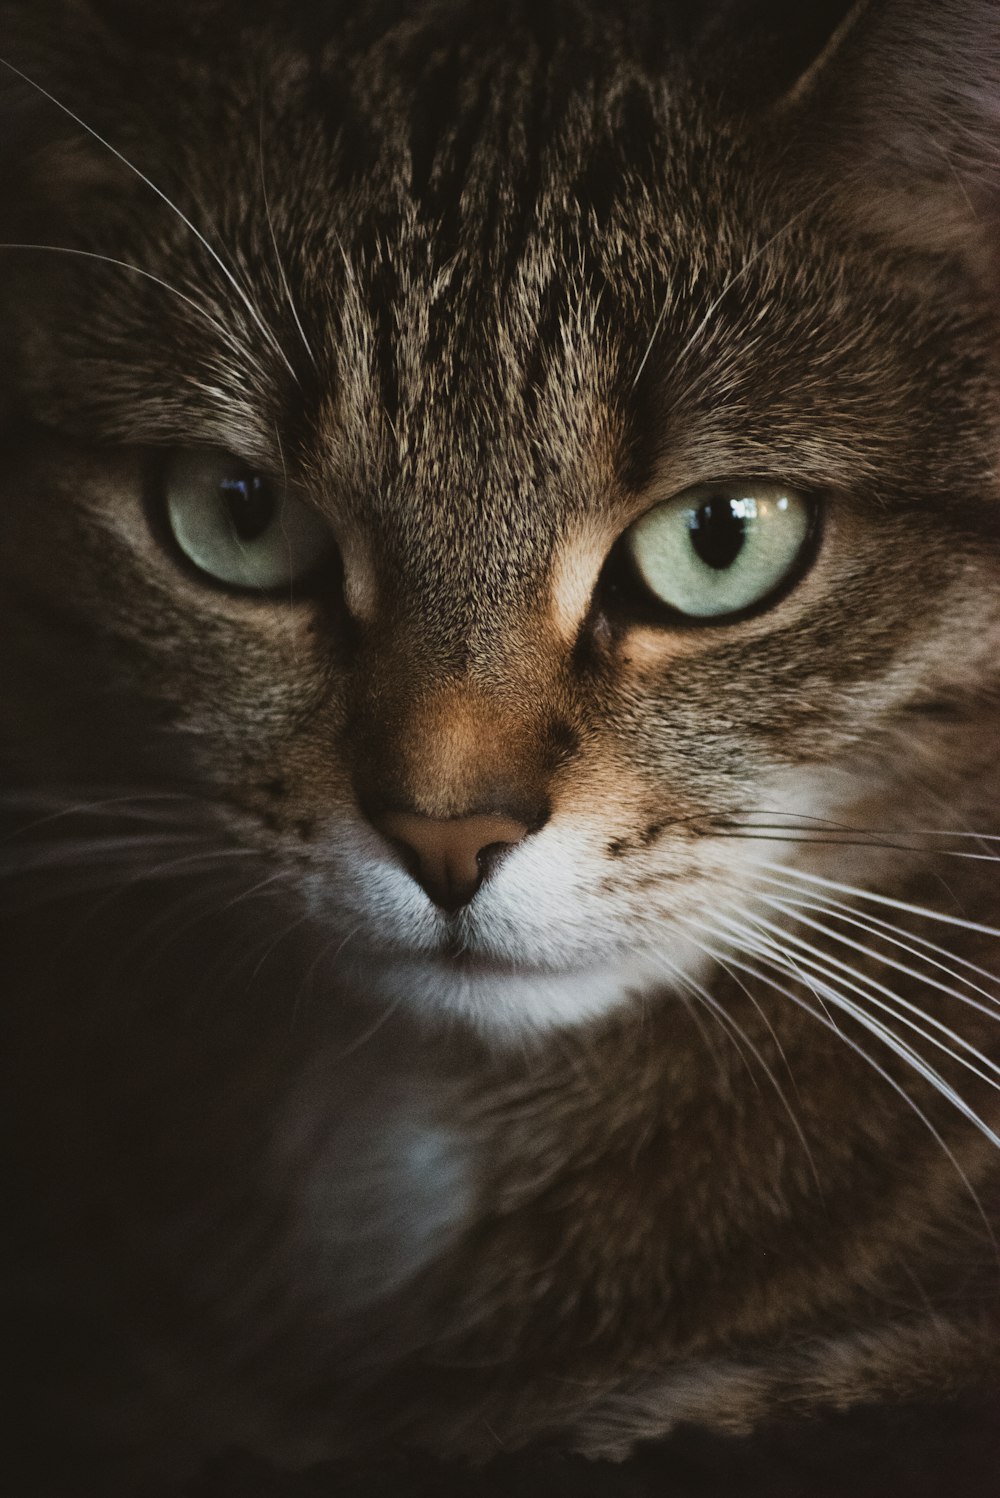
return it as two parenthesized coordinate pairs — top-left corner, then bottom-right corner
(757, 861), (1000, 942)
(710, 828), (1000, 861)
(713, 906), (1000, 1095)
(289, 922), (363, 1030)
(706, 912), (999, 1137)
(330, 986), (405, 1061)
(92, 873), (270, 994)
(0, 54), (299, 383)
(660, 954), (762, 1091)
(680, 920), (999, 1255)
(755, 874), (1000, 997)
(631, 186), (836, 389)
(718, 811), (1000, 842)
(258, 106), (317, 370)
(0, 242), (238, 345)
(664, 982), (731, 1082)
(0, 788), (206, 836)
(660, 946), (823, 1193)
(25, 842), (260, 934)
(242, 907), (317, 994)
(758, 893), (1000, 1025)
(0, 832), (212, 874)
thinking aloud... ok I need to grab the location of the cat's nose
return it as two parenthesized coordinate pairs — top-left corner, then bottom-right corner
(373, 810), (531, 912)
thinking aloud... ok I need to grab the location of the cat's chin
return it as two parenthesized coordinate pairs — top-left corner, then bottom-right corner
(337, 948), (674, 1037)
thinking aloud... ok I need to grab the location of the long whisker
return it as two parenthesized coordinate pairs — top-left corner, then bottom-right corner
(755, 874), (1000, 997)
(0, 788), (207, 835)
(258, 106), (317, 370)
(759, 880), (1000, 1006)
(711, 827), (1000, 861)
(758, 893), (1000, 1024)
(660, 953), (762, 1090)
(289, 921), (363, 1030)
(1, 831), (213, 872)
(0, 55), (299, 383)
(660, 945), (823, 1192)
(631, 187), (835, 389)
(714, 906), (1000, 1095)
(0, 242), (237, 345)
(681, 919), (999, 1256)
(756, 860), (1000, 942)
(11, 836), (256, 920)
(330, 986), (405, 1061)
(94, 872), (276, 993)
(242, 907), (317, 993)
(718, 811), (1000, 842)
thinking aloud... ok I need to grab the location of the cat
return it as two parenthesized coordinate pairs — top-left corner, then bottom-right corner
(2, 0), (1000, 1492)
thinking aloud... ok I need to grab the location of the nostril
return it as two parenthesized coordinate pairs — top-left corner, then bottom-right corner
(476, 840), (518, 881)
(370, 810), (533, 912)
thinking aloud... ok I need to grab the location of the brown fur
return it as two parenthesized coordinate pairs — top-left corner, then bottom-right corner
(2, 0), (1000, 1489)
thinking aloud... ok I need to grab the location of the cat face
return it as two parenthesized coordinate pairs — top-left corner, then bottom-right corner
(3, 0), (999, 1036)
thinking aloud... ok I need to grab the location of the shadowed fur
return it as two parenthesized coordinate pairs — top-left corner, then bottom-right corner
(2, 0), (1000, 1491)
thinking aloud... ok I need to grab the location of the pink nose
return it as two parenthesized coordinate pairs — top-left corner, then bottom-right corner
(374, 810), (531, 911)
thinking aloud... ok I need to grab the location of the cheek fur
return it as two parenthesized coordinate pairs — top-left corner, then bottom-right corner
(4, 0), (1000, 1480)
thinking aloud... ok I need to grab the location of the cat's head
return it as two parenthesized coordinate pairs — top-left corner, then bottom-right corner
(2, 0), (999, 1035)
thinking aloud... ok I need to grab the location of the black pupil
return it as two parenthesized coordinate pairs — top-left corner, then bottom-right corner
(219, 472), (275, 542)
(688, 498), (746, 570)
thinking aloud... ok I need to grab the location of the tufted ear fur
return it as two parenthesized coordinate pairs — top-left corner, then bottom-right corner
(786, 0), (1000, 282)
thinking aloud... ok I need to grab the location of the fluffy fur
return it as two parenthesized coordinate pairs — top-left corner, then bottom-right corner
(2, 0), (1000, 1491)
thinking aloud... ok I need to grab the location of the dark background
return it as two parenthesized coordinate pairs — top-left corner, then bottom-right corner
(183, 1401), (1000, 1497)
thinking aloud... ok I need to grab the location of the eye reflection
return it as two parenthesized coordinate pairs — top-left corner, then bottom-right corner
(159, 448), (336, 592)
(617, 482), (816, 621)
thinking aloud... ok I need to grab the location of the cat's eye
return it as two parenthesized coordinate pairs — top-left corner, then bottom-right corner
(615, 482), (816, 622)
(159, 449), (334, 591)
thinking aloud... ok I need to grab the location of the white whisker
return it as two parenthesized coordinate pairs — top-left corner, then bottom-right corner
(1, 832), (212, 873)
(726, 810), (1000, 842)
(289, 922), (363, 1030)
(0, 55), (299, 383)
(758, 892), (1000, 1024)
(0, 243), (236, 345)
(258, 108), (317, 370)
(754, 873), (1000, 997)
(713, 827), (1000, 861)
(757, 861), (1000, 942)
(713, 907), (1000, 1096)
(631, 187), (835, 390)
(0, 788), (205, 834)
(661, 946), (823, 1192)
(242, 908), (316, 993)
(679, 920), (999, 1254)
(330, 987), (405, 1061)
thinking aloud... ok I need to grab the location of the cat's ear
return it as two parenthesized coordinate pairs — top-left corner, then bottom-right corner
(683, 0), (862, 108)
(785, 0), (1000, 274)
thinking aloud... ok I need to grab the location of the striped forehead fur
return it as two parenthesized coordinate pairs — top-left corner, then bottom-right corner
(3, 0), (1000, 1485)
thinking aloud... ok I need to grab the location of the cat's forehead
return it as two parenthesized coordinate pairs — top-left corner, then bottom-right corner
(244, 56), (724, 563)
(16, 1), (994, 596)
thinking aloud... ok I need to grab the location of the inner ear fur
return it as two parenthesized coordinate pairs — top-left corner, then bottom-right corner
(780, 0), (1000, 277)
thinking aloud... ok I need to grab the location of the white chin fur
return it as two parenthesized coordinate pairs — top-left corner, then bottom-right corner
(339, 947), (709, 1037)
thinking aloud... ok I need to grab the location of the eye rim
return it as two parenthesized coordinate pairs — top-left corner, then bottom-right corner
(144, 445), (340, 600)
(598, 478), (824, 630)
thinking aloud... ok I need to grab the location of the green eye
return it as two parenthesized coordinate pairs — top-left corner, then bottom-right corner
(621, 482), (815, 621)
(162, 449), (334, 591)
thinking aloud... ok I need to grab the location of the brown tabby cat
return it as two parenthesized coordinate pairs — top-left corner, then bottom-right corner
(2, 0), (1000, 1491)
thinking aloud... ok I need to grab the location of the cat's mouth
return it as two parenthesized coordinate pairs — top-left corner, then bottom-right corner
(437, 938), (550, 980)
